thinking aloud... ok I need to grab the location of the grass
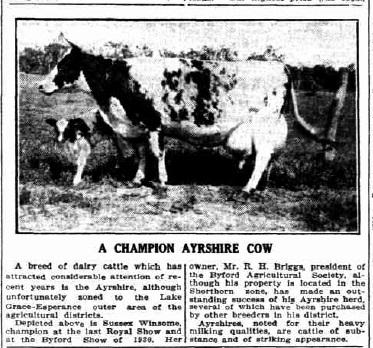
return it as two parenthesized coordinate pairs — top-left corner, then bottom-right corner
(18, 73), (357, 232)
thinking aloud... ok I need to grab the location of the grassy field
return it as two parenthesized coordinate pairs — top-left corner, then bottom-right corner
(18, 73), (358, 232)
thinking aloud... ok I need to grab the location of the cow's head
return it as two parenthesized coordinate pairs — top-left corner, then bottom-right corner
(46, 118), (90, 143)
(39, 39), (89, 95)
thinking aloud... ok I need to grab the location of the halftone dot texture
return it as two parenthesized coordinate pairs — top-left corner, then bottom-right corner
(18, 21), (357, 233)
(18, 21), (356, 68)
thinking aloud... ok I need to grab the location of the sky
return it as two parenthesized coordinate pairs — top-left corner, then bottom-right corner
(17, 20), (356, 68)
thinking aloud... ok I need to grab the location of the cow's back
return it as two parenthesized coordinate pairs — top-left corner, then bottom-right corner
(127, 58), (288, 129)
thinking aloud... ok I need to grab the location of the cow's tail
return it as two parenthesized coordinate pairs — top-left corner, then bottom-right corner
(285, 66), (332, 145)
(290, 82), (323, 138)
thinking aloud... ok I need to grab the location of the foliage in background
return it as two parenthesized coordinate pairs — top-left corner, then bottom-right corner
(19, 43), (68, 75)
(19, 42), (355, 92)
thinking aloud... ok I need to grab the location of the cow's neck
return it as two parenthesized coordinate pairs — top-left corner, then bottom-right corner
(80, 53), (161, 130)
(79, 52), (114, 107)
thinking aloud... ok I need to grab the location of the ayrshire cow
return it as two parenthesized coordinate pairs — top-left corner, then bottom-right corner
(39, 40), (325, 194)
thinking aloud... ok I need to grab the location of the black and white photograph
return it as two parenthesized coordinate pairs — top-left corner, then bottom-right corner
(17, 20), (358, 233)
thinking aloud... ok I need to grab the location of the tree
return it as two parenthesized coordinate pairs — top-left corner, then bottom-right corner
(247, 45), (285, 62)
(43, 43), (67, 72)
(121, 44), (135, 59)
(19, 47), (45, 74)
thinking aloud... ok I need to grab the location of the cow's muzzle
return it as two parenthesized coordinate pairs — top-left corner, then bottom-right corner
(38, 83), (58, 95)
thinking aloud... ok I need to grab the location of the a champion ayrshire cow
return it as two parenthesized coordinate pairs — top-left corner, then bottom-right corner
(39, 41), (325, 194)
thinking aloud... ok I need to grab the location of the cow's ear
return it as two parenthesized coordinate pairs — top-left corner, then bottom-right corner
(58, 32), (79, 49)
(46, 118), (57, 127)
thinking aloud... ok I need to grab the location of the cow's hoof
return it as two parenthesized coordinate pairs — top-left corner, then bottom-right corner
(143, 180), (162, 189)
(153, 185), (168, 199)
(126, 180), (143, 188)
(132, 176), (145, 186)
(234, 189), (267, 203)
(159, 176), (168, 186)
(233, 190), (253, 203)
(73, 180), (85, 189)
(73, 179), (82, 186)
(243, 190), (267, 202)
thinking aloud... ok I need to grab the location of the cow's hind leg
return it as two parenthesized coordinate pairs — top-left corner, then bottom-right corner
(242, 150), (272, 194)
(226, 121), (268, 194)
(256, 155), (274, 191)
(158, 150), (167, 186)
(132, 142), (146, 185)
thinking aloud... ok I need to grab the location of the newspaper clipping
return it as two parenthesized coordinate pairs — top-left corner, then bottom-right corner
(1, 0), (370, 347)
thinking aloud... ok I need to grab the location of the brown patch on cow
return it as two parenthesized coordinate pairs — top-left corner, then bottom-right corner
(179, 108), (189, 120)
(162, 69), (182, 91)
(174, 90), (184, 105)
(185, 61), (220, 126)
(161, 92), (169, 103)
(161, 60), (239, 126)
(179, 58), (189, 67)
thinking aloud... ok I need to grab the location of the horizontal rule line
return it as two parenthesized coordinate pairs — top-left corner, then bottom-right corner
(7, 345), (364, 348)
(9, 1), (363, 5)
(14, 18), (359, 22)
(187, 3), (361, 6)
(10, 2), (185, 5)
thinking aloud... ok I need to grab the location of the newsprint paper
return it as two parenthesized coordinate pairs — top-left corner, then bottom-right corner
(0, 0), (371, 348)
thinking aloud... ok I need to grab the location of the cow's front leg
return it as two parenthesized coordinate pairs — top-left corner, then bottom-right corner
(149, 130), (168, 186)
(242, 150), (272, 194)
(158, 148), (168, 186)
(133, 142), (146, 185)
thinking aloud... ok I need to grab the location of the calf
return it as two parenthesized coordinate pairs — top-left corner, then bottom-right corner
(46, 101), (149, 186)
(46, 117), (93, 186)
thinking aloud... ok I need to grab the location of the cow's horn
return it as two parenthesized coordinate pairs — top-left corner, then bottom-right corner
(58, 33), (80, 49)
